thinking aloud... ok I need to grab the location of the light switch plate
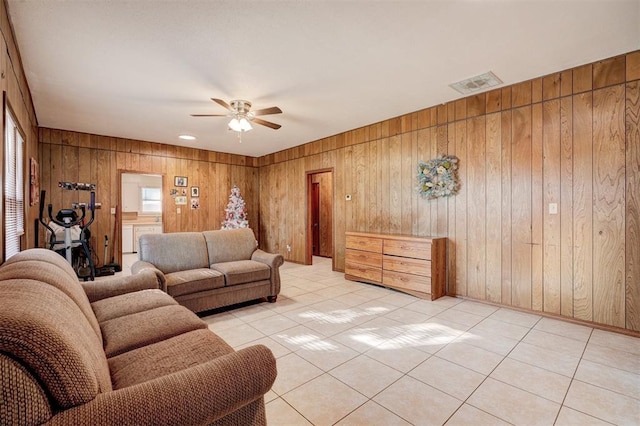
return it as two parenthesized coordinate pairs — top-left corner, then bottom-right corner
(549, 203), (558, 215)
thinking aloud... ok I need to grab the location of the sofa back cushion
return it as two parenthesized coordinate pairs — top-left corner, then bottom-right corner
(203, 228), (257, 264)
(138, 232), (210, 273)
(0, 249), (102, 339)
(0, 279), (112, 409)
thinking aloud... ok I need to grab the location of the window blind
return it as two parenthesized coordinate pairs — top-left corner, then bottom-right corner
(5, 110), (24, 259)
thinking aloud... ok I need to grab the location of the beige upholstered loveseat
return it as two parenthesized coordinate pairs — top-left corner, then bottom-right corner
(0, 249), (277, 425)
(131, 228), (284, 313)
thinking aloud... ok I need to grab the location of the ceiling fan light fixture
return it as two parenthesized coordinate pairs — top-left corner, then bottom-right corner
(228, 116), (252, 132)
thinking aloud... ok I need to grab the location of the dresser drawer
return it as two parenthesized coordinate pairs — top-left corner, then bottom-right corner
(383, 270), (431, 294)
(345, 264), (382, 284)
(346, 235), (382, 253)
(346, 249), (382, 268)
(383, 240), (431, 260)
(383, 255), (431, 277)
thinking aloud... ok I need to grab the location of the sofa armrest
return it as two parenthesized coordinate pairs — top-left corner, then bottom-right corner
(82, 269), (161, 303)
(131, 260), (167, 293)
(251, 249), (284, 269)
(48, 344), (277, 426)
(251, 249), (284, 298)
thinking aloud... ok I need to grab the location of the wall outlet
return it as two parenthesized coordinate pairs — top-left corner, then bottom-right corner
(549, 203), (558, 215)
(110, 207), (116, 214)
(286, 244), (291, 252)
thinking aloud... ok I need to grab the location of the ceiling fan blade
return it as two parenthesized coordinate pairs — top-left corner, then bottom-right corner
(252, 117), (281, 130)
(190, 114), (228, 117)
(211, 98), (232, 111)
(252, 106), (282, 116)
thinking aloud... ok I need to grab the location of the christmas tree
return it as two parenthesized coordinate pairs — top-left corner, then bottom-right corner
(221, 185), (249, 229)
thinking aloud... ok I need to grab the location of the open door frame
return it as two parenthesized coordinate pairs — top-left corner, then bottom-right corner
(305, 168), (334, 270)
(118, 170), (166, 268)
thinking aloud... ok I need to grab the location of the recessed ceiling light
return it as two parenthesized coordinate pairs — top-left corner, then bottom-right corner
(179, 134), (196, 141)
(449, 71), (503, 95)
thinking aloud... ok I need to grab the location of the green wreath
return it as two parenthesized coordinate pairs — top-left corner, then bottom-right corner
(417, 155), (459, 199)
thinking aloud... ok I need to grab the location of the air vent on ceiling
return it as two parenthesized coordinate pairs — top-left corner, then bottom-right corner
(449, 71), (503, 95)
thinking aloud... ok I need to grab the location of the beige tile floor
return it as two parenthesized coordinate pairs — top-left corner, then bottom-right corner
(122, 254), (640, 425)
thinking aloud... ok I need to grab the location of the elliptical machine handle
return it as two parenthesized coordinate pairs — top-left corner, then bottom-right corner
(38, 190), (56, 247)
(82, 191), (96, 229)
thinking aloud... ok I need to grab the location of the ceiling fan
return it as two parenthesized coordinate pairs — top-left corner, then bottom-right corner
(191, 98), (282, 132)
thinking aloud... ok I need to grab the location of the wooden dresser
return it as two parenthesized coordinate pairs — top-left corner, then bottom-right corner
(345, 231), (446, 300)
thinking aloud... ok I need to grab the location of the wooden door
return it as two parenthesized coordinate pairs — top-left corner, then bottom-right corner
(312, 182), (320, 256)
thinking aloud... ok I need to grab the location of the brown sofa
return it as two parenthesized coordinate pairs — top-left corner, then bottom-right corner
(0, 249), (277, 425)
(131, 228), (284, 313)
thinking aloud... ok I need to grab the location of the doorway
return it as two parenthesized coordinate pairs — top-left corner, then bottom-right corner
(119, 172), (164, 269)
(306, 169), (333, 266)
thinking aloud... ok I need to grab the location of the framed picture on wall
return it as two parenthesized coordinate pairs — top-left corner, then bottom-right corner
(191, 186), (199, 197)
(174, 176), (188, 187)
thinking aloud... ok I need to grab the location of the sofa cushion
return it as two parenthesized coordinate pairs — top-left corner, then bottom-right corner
(203, 228), (257, 264)
(91, 289), (177, 323)
(211, 260), (271, 286)
(0, 280), (112, 408)
(138, 232), (209, 274)
(165, 268), (225, 297)
(0, 249), (102, 339)
(101, 305), (207, 358)
(108, 329), (234, 389)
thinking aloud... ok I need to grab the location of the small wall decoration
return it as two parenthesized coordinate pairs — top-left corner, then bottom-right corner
(191, 186), (199, 197)
(191, 198), (200, 209)
(29, 157), (39, 206)
(417, 155), (459, 199)
(169, 188), (178, 198)
(175, 196), (187, 205)
(181, 188), (187, 196)
(174, 176), (188, 187)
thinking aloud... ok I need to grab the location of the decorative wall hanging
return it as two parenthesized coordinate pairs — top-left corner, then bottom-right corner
(29, 157), (39, 206)
(174, 196), (187, 205)
(417, 155), (459, 199)
(174, 176), (187, 187)
(191, 186), (199, 197)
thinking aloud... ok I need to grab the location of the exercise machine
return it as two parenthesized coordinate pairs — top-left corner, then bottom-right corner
(38, 182), (97, 281)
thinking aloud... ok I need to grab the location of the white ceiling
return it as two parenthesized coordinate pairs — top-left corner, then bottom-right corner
(7, 1), (639, 157)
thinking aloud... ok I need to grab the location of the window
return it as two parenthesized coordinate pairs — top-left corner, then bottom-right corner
(5, 108), (24, 259)
(140, 187), (162, 214)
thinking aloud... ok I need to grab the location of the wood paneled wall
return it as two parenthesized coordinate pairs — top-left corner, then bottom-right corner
(0, 0), (39, 262)
(258, 51), (640, 332)
(37, 129), (260, 265)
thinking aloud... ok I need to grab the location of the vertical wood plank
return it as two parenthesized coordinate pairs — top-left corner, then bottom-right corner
(466, 116), (486, 299)
(454, 120), (467, 296)
(485, 113), (502, 303)
(501, 111), (513, 305)
(512, 106), (533, 309)
(388, 136), (402, 233)
(380, 138), (390, 234)
(573, 92), (594, 322)
(542, 100), (561, 314)
(447, 122), (457, 295)
(560, 96), (574, 317)
(593, 85), (626, 327)
(626, 81), (640, 331)
(531, 104), (544, 312)
(417, 129), (432, 237)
